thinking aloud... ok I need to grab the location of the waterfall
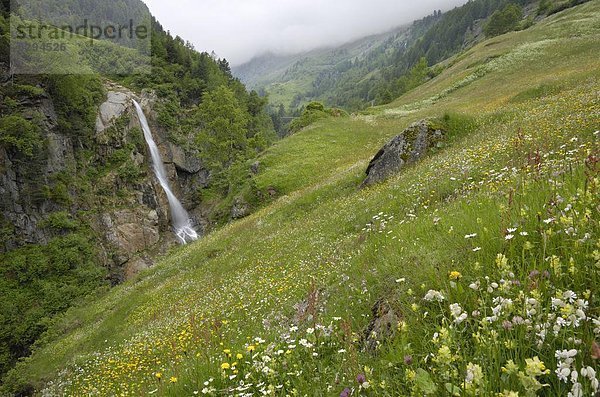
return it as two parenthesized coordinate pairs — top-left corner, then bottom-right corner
(133, 100), (198, 245)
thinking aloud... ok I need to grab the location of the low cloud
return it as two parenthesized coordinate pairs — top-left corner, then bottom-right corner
(144, 0), (467, 66)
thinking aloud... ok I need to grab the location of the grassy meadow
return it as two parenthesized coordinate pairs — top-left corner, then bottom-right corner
(4, 2), (599, 396)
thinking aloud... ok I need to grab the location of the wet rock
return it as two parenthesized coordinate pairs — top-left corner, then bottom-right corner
(168, 143), (202, 174)
(362, 120), (445, 187)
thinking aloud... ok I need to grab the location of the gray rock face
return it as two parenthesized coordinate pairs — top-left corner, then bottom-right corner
(231, 197), (250, 219)
(95, 91), (132, 133)
(362, 120), (445, 187)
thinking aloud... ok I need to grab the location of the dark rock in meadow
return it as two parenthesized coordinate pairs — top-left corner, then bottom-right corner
(231, 197), (250, 219)
(250, 161), (260, 175)
(362, 119), (445, 187)
(362, 299), (401, 352)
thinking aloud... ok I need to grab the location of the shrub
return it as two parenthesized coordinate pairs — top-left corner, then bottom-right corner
(484, 4), (523, 37)
(40, 212), (79, 232)
(0, 115), (41, 157)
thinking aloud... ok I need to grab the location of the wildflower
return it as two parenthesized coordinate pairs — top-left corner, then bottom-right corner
(236, 353), (243, 360)
(472, 247), (482, 252)
(221, 363), (230, 370)
(449, 271), (462, 280)
(505, 234), (514, 240)
(502, 360), (519, 375)
(397, 320), (408, 331)
(356, 374), (366, 384)
(555, 349), (578, 360)
(404, 355), (413, 365)
(424, 290), (445, 302)
(450, 303), (467, 324)
(246, 345), (255, 352)
(434, 345), (454, 365)
(340, 387), (351, 397)
(465, 233), (478, 239)
(155, 372), (162, 380)
(465, 362), (483, 388)
(525, 357), (549, 376)
(169, 377), (177, 383)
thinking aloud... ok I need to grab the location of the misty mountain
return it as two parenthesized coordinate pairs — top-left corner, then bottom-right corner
(234, 0), (538, 111)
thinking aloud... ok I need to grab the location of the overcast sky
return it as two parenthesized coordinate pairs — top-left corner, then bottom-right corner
(143, 0), (467, 66)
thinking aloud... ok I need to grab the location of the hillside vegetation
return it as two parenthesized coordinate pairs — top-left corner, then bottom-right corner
(0, 0), (275, 383)
(234, 0), (548, 112)
(4, 2), (600, 396)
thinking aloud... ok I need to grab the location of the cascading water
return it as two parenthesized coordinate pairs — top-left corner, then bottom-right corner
(133, 100), (198, 244)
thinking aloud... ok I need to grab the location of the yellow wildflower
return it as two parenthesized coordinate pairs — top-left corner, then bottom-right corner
(221, 362), (230, 370)
(449, 271), (462, 280)
(169, 377), (177, 383)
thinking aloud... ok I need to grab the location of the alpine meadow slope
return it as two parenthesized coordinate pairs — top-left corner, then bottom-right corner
(4, 2), (600, 396)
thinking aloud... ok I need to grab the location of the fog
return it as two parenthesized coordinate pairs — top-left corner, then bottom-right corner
(143, 0), (468, 66)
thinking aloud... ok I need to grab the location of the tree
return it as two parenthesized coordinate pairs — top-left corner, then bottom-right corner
(484, 3), (523, 37)
(196, 85), (249, 177)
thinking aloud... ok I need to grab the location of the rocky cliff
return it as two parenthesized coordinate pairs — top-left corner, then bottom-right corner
(0, 79), (210, 283)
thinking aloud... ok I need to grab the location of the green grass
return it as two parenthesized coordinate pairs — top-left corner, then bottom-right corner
(3, 3), (600, 396)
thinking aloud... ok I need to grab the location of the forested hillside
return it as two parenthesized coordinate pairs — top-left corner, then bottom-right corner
(235, 0), (587, 113)
(0, 0), (275, 383)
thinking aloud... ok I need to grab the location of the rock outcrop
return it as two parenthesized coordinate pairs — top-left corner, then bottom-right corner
(362, 120), (445, 187)
(0, 80), (212, 281)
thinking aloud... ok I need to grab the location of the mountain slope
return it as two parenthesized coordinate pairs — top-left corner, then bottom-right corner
(233, 19), (435, 110)
(234, 0), (554, 112)
(4, 2), (600, 395)
(0, 0), (276, 384)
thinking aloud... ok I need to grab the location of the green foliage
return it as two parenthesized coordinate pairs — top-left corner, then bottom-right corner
(378, 57), (431, 104)
(46, 75), (104, 146)
(288, 101), (346, 133)
(117, 162), (143, 184)
(196, 86), (249, 176)
(0, 233), (106, 378)
(484, 4), (524, 37)
(40, 212), (79, 232)
(0, 114), (41, 157)
(440, 112), (479, 142)
(538, 0), (552, 14)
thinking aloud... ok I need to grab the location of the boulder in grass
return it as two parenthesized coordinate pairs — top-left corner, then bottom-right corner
(362, 119), (445, 187)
